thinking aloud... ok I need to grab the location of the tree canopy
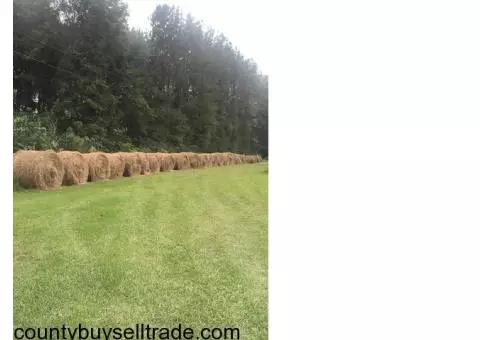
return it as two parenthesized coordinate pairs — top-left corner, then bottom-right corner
(13, 0), (268, 156)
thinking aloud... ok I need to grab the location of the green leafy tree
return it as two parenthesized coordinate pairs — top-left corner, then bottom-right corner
(13, 1), (268, 156)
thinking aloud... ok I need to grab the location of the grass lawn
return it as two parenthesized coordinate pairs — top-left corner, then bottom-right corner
(14, 163), (268, 339)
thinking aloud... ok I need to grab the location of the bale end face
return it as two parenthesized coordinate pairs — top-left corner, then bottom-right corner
(13, 150), (65, 190)
(107, 153), (126, 179)
(84, 152), (110, 181)
(58, 151), (89, 186)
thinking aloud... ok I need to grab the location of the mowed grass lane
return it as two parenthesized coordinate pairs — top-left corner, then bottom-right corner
(14, 163), (268, 339)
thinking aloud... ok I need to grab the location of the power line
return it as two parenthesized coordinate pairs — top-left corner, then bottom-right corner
(15, 31), (120, 83)
(13, 50), (78, 78)
(16, 31), (79, 57)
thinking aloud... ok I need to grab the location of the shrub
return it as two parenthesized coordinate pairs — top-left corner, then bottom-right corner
(13, 110), (58, 152)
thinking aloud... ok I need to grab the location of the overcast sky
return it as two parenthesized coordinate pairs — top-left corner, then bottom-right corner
(124, 0), (269, 74)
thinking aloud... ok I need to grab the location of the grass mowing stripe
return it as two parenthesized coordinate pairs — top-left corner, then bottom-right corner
(14, 164), (267, 339)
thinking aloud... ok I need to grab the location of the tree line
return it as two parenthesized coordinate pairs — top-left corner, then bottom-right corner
(13, 0), (268, 157)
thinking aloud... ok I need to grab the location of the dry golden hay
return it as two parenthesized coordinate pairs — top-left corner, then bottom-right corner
(197, 153), (209, 168)
(13, 150), (65, 190)
(136, 152), (150, 175)
(157, 153), (175, 172)
(236, 154), (244, 164)
(211, 153), (223, 166)
(244, 155), (259, 164)
(183, 152), (194, 168)
(146, 153), (160, 173)
(197, 153), (207, 168)
(120, 152), (141, 177)
(57, 151), (89, 186)
(218, 153), (227, 166)
(193, 153), (203, 168)
(171, 153), (189, 170)
(154, 152), (169, 171)
(184, 152), (202, 168)
(227, 153), (241, 165)
(230, 153), (240, 165)
(201, 155), (208, 168)
(222, 153), (232, 166)
(106, 153), (126, 179)
(209, 153), (217, 167)
(181, 152), (193, 169)
(205, 154), (213, 167)
(224, 153), (232, 165)
(83, 152), (110, 182)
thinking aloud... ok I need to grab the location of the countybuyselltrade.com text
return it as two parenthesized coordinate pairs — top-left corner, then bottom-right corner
(13, 323), (241, 340)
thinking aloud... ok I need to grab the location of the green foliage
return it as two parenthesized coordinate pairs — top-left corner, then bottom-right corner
(13, 0), (268, 156)
(13, 109), (58, 152)
(57, 127), (93, 153)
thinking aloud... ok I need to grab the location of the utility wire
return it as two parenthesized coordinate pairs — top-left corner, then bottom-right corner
(13, 50), (78, 77)
(15, 31), (121, 84)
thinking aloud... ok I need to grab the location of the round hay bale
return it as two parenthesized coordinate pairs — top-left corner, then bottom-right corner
(172, 153), (188, 170)
(247, 155), (257, 164)
(185, 152), (201, 168)
(84, 152), (110, 182)
(201, 154), (212, 168)
(136, 152), (150, 175)
(197, 154), (209, 168)
(211, 153), (221, 167)
(220, 153), (230, 166)
(217, 153), (225, 166)
(225, 153), (238, 165)
(57, 151), (89, 186)
(157, 153), (175, 172)
(233, 154), (242, 165)
(120, 152), (141, 177)
(180, 153), (192, 169)
(226, 153), (234, 165)
(146, 153), (160, 173)
(106, 153), (126, 179)
(13, 150), (64, 190)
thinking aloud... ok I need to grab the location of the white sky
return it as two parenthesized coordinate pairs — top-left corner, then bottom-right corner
(124, 0), (270, 74)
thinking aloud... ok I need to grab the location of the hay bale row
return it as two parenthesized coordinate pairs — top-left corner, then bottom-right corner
(13, 150), (262, 190)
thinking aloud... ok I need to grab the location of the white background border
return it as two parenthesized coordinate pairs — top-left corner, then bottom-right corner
(2, 0), (13, 338)
(269, 0), (480, 339)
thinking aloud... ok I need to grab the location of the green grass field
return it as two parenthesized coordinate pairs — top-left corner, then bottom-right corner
(14, 163), (268, 339)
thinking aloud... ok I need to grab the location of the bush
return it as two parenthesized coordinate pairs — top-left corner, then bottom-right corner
(119, 142), (136, 152)
(13, 109), (58, 152)
(58, 127), (93, 153)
